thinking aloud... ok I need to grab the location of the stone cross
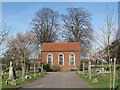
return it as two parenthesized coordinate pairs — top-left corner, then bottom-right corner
(8, 61), (16, 80)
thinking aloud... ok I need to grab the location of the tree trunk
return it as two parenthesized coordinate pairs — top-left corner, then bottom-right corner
(34, 64), (36, 76)
(22, 63), (25, 81)
(83, 63), (85, 75)
(102, 63), (104, 76)
(26, 67), (29, 74)
(41, 63), (43, 73)
(118, 66), (120, 90)
(113, 58), (116, 89)
(110, 58), (112, 89)
(88, 60), (91, 79)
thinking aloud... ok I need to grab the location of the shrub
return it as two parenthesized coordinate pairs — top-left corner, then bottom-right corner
(77, 64), (83, 71)
(105, 66), (109, 71)
(85, 66), (88, 70)
(51, 65), (60, 72)
(43, 63), (50, 71)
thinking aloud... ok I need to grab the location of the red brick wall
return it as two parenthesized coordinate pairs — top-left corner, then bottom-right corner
(41, 51), (80, 71)
(37, 61), (41, 68)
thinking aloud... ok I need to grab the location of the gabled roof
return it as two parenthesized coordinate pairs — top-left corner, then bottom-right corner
(41, 42), (80, 52)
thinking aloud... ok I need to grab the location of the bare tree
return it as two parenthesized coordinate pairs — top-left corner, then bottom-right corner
(0, 20), (13, 54)
(6, 32), (34, 81)
(30, 8), (59, 48)
(92, 7), (117, 89)
(61, 7), (93, 57)
(30, 8), (59, 72)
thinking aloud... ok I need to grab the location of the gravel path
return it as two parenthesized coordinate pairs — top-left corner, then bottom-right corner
(21, 72), (92, 88)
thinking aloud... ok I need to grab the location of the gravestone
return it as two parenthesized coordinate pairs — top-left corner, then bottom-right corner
(8, 61), (16, 80)
(29, 76), (33, 79)
(6, 81), (8, 85)
(1, 71), (3, 75)
(11, 80), (16, 85)
(43, 70), (46, 74)
(85, 75), (88, 77)
(25, 75), (29, 79)
(93, 78), (99, 83)
(39, 72), (42, 75)
(18, 77), (22, 79)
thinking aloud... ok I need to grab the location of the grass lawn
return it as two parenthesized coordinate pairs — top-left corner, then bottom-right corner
(2, 71), (46, 89)
(76, 71), (119, 89)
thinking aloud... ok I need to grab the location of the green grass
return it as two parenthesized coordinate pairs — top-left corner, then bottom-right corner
(2, 72), (46, 89)
(76, 71), (119, 89)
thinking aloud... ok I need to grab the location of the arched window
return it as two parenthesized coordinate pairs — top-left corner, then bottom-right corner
(69, 54), (75, 65)
(59, 54), (64, 65)
(47, 54), (52, 65)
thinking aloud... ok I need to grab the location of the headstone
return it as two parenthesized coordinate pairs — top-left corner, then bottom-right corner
(85, 75), (88, 77)
(25, 75), (29, 79)
(93, 78), (99, 83)
(19, 77), (22, 79)
(8, 61), (16, 80)
(96, 70), (102, 75)
(6, 81), (8, 85)
(43, 70), (46, 74)
(11, 80), (16, 85)
(1, 71), (3, 75)
(29, 76), (33, 79)
(39, 73), (42, 75)
(78, 71), (81, 74)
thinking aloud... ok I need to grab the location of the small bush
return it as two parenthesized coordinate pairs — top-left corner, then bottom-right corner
(85, 66), (88, 70)
(51, 65), (60, 72)
(105, 66), (109, 71)
(77, 64), (83, 71)
(43, 63), (50, 71)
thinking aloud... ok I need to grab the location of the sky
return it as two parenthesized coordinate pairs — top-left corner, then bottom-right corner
(1, 2), (119, 58)
(2, 2), (118, 37)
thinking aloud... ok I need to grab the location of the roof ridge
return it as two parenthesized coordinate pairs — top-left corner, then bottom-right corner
(43, 42), (79, 44)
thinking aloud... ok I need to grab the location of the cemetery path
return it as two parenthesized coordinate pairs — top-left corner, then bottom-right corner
(21, 72), (92, 88)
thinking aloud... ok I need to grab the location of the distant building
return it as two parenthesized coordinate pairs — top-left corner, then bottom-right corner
(38, 42), (80, 71)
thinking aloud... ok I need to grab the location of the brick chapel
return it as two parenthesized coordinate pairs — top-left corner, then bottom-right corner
(38, 42), (80, 71)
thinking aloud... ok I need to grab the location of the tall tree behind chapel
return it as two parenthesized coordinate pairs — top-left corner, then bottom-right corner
(61, 8), (93, 57)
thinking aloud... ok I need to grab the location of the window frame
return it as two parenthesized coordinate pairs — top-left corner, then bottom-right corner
(47, 53), (53, 65)
(58, 53), (64, 66)
(69, 53), (75, 65)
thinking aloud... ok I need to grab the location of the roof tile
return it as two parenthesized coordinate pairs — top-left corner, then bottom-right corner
(42, 42), (80, 51)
